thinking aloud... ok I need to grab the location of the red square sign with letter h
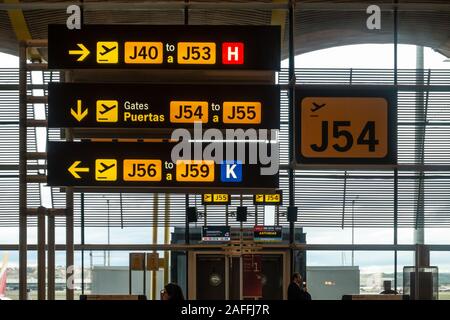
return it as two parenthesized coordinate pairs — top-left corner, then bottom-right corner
(222, 42), (244, 64)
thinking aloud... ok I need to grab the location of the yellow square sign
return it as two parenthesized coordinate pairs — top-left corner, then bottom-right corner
(300, 97), (388, 159)
(96, 41), (119, 64)
(95, 159), (117, 181)
(96, 100), (118, 122)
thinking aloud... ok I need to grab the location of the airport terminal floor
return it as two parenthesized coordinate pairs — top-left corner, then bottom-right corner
(1, 1), (450, 310)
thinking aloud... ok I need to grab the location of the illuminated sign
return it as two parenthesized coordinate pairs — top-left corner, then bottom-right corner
(253, 189), (282, 205)
(48, 25), (280, 70)
(47, 142), (279, 191)
(48, 83), (279, 130)
(295, 86), (397, 165)
(202, 226), (231, 242)
(201, 193), (231, 205)
(253, 226), (282, 242)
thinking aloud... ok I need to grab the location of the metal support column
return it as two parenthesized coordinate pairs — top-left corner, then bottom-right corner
(47, 212), (55, 300)
(288, 0), (296, 275)
(37, 206), (46, 300)
(414, 45), (425, 245)
(184, 0), (190, 299)
(151, 194), (159, 300)
(393, 0), (399, 294)
(81, 192), (85, 294)
(65, 125), (75, 300)
(394, 169), (398, 292)
(164, 194), (170, 286)
(18, 40), (28, 300)
(66, 187), (74, 300)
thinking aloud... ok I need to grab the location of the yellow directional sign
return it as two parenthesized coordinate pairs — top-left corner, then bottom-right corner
(146, 253), (159, 271)
(68, 161), (89, 179)
(222, 102), (261, 124)
(123, 159), (162, 181)
(253, 190), (282, 205)
(124, 42), (163, 64)
(96, 100), (118, 122)
(177, 42), (216, 64)
(265, 194), (280, 202)
(70, 100), (88, 122)
(95, 159), (117, 181)
(301, 97), (388, 158)
(96, 41), (119, 64)
(68, 43), (90, 62)
(202, 193), (230, 205)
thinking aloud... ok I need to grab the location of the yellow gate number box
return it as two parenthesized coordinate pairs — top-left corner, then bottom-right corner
(300, 97), (388, 159)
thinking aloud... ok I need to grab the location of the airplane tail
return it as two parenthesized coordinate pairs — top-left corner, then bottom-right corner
(0, 253), (9, 297)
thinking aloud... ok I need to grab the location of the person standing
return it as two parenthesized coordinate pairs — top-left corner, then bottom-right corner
(161, 283), (185, 301)
(288, 273), (311, 300)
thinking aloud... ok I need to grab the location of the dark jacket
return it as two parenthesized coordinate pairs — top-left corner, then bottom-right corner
(288, 282), (312, 300)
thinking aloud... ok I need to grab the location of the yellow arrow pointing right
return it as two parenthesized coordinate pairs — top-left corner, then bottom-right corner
(70, 100), (88, 122)
(69, 43), (90, 62)
(68, 161), (90, 179)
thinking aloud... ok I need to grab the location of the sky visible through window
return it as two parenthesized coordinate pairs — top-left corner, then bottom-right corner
(0, 44), (449, 274)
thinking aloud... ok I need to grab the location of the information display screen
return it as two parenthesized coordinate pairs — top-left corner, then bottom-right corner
(295, 85), (397, 165)
(47, 141), (279, 190)
(253, 226), (283, 242)
(202, 226), (231, 242)
(48, 25), (280, 70)
(48, 83), (279, 129)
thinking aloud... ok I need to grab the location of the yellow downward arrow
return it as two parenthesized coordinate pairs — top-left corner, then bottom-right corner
(68, 161), (90, 179)
(69, 43), (90, 62)
(70, 100), (88, 122)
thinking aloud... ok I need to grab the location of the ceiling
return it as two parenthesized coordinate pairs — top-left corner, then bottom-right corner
(0, 1), (450, 60)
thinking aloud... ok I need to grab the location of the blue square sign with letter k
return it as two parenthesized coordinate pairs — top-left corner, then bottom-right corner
(221, 161), (242, 182)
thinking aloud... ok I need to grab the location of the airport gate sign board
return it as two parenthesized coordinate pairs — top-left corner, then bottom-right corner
(295, 85), (397, 165)
(47, 141), (279, 190)
(48, 24), (280, 70)
(48, 83), (280, 130)
(253, 189), (282, 205)
(201, 193), (231, 205)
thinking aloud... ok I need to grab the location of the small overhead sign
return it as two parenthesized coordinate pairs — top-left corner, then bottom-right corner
(295, 85), (397, 165)
(201, 193), (231, 205)
(48, 25), (280, 70)
(253, 189), (282, 205)
(48, 83), (280, 130)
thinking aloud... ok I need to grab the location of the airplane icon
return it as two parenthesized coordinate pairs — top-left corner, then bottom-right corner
(99, 45), (117, 56)
(99, 103), (116, 115)
(96, 100), (118, 122)
(98, 162), (116, 174)
(96, 41), (118, 64)
(95, 159), (117, 181)
(311, 102), (326, 112)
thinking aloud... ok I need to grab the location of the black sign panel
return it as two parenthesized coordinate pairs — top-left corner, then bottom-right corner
(48, 24), (280, 70)
(202, 226), (231, 242)
(48, 83), (280, 130)
(253, 189), (282, 205)
(47, 142), (279, 190)
(295, 85), (397, 165)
